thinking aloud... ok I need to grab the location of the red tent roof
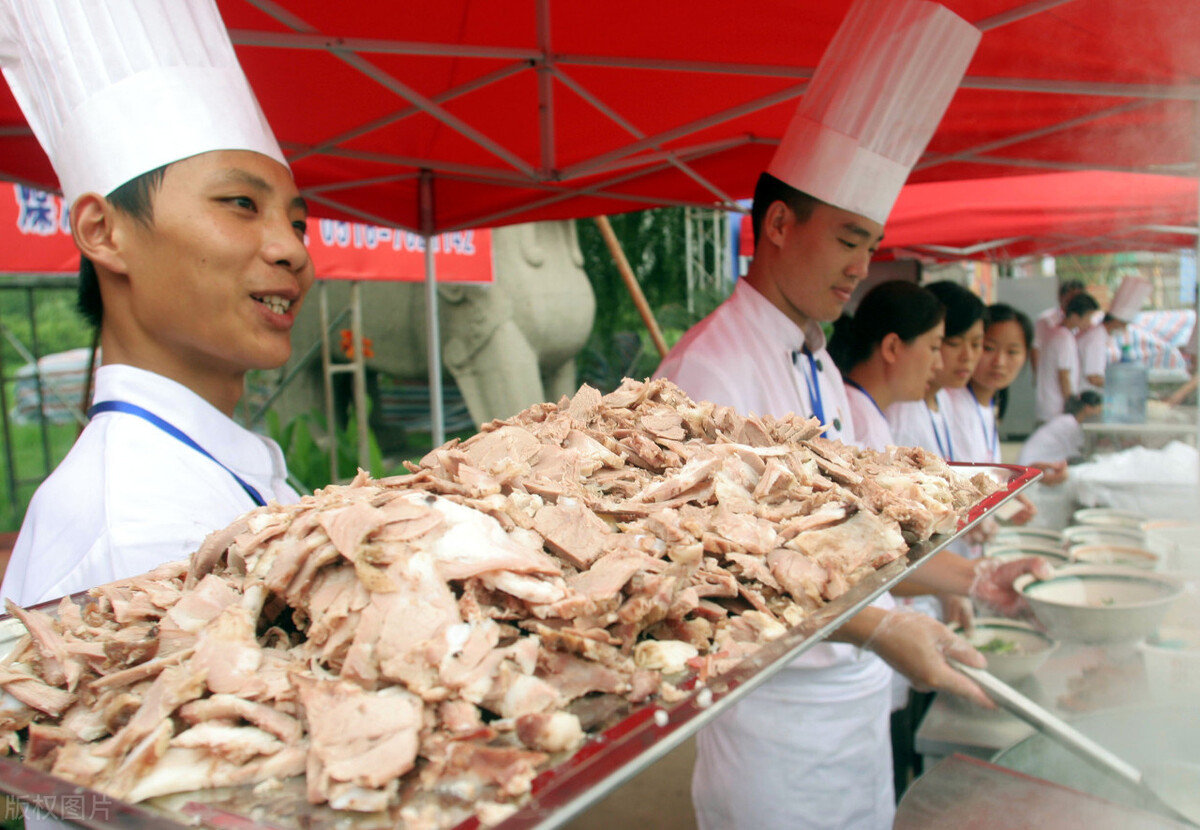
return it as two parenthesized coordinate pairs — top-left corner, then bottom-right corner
(3, 1), (1199, 234)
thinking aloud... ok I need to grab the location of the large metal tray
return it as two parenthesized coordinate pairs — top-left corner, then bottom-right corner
(0, 462), (1040, 830)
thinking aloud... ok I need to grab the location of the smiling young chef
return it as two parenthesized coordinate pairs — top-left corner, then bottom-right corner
(0, 0), (313, 608)
(653, 2), (998, 827)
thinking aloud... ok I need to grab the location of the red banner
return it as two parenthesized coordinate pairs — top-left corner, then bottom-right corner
(1, 185), (493, 283)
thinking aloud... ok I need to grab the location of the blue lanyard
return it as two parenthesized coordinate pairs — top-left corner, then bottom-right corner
(88, 400), (267, 507)
(791, 346), (826, 425)
(843, 378), (884, 420)
(926, 403), (955, 461)
(974, 396), (999, 460)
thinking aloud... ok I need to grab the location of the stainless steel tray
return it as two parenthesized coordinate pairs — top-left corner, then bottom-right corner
(0, 463), (1040, 830)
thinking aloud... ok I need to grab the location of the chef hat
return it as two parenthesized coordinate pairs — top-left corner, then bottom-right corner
(0, 0), (286, 208)
(1108, 276), (1152, 322)
(767, 0), (980, 225)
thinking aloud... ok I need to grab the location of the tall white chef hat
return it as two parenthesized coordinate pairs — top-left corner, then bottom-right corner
(767, 0), (981, 225)
(1108, 275), (1152, 322)
(0, 0), (286, 208)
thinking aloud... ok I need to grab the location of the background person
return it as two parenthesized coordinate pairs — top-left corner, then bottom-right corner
(829, 280), (945, 451)
(1019, 390), (1102, 467)
(1032, 278), (1085, 373)
(1035, 292), (1099, 425)
(0, 0), (312, 607)
(1077, 313), (1127, 391)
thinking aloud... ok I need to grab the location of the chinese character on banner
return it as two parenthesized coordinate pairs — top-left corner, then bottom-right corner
(15, 186), (59, 235)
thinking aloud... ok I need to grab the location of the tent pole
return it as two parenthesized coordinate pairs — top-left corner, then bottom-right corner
(421, 170), (446, 448)
(349, 281), (369, 471)
(594, 215), (669, 358)
(318, 283), (337, 481)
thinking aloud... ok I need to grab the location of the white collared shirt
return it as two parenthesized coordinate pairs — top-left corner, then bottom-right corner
(887, 389), (956, 460)
(2, 365), (298, 606)
(945, 386), (1001, 464)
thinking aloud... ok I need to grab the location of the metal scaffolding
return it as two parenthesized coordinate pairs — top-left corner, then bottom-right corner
(683, 207), (734, 316)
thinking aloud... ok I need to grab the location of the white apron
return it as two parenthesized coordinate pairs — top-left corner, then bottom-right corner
(656, 281), (895, 829)
(3, 364), (298, 606)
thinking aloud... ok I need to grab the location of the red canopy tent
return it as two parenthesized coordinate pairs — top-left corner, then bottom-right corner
(2, 0), (1200, 233)
(738, 170), (1200, 261)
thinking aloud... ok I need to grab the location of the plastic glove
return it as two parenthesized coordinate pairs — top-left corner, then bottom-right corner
(862, 608), (994, 709)
(939, 593), (975, 636)
(964, 516), (999, 546)
(1004, 494), (1038, 526)
(969, 556), (1053, 617)
(1032, 461), (1068, 487)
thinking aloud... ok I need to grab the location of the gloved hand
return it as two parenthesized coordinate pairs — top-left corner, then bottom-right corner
(862, 609), (993, 709)
(939, 593), (975, 636)
(965, 516), (999, 546)
(969, 556), (1053, 617)
(1032, 461), (1068, 487)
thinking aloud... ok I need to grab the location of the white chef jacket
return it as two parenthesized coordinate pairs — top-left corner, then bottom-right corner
(2, 365), (298, 607)
(655, 280), (895, 830)
(1035, 326), (1080, 424)
(845, 383), (893, 452)
(886, 390), (956, 460)
(945, 386), (1001, 464)
(1076, 324), (1109, 392)
(1033, 306), (1062, 354)
(1018, 413), (1083, 466)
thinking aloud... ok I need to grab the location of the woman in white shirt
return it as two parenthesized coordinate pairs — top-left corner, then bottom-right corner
(829, 281), (945, 452)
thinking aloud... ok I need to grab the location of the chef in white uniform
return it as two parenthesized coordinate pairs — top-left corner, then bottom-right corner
(1019, 391), (1101, 466)
(0, 0), (311, 608)
(1077, 277), (1150, 391)
(1032, 278), (1085, 373)
(1035, 292), (1098, 424)
(656, 2), (987, 827)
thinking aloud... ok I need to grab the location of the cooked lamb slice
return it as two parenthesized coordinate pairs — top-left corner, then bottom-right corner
(515, 711), (584, 753)
(319, 500), (396, 563)
(178, 694), (303, 744)
(88, 647), (194, 691)
(567, 383), (604, 425)
(709, 509), (778, 556)
(533, 498), (612, 570)
(631, 455), (721, 504)
(0, 665), (75, 716)
(187, 514), (252, 587)
(766, 548), (828, 609)
(105, 718), (174, 800)
(522, 620), (630, 670)
(439, 741), (548, 798)
(26, 723), (73, 767)
(481, 661), (563, 719)
(159, 572), (241, 640)
(724, 553), (783, 592)
(438, 699), (485, 734)
(456, 425), (544, 474)
(413, 493), (563, 581)
(297, 677), (423, 796)
(59, 701), (108, 743)
(100, 663), (206, 767)
(787, 511), (906, 600)
(121, 744), (308, 804)
(535, 649), (631, 701)
(3, 601), (78, 691)
(564, 429), (626, 474)
(190, 587), (266, 697)
(170, 722), (283, 765)
(567, 549), (663, 604)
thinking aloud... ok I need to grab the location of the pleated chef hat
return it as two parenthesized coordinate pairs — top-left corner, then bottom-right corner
(767, 0), (980, 225)
(1109, 276), (1152, 322)
(0, 0), (286, 208)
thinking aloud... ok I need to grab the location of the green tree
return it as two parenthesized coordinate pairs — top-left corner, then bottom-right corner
(575, 208), (728, 392)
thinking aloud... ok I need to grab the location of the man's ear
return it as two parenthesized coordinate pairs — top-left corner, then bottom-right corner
(879, 331), (902, 365)
(70, 193), (128, 275)
(762, 200), (792, 248)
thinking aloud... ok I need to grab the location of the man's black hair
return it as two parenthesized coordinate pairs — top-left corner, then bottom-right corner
(1058, 278), (1086, 299)
(1065, 389), (1103, 415)
(76, 164), (169, 327)
(750, 172), (822, 246)
(1064, 292), (1100, 318)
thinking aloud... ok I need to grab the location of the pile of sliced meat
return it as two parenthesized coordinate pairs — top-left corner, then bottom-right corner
(0, 378), (999, 826)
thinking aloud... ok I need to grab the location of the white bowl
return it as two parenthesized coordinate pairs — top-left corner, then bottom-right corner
(1061, 525), (1145, 549)
(1072, 508), (1149, 531)
(957, 618), (1059, 684)
(1015, 565), (1184, 644)
(984, 543), (1070, 568)
(1069, 544), (1160, 570)
(991, 528), (1064, 548)
(1143, 524), (1200, 576)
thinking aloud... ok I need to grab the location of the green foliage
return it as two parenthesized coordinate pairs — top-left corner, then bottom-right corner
(266, 407), (386, 494)
(0, 421), (79, 532)
(0, 286), (92, 380)
(574, 209), (727, 392)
